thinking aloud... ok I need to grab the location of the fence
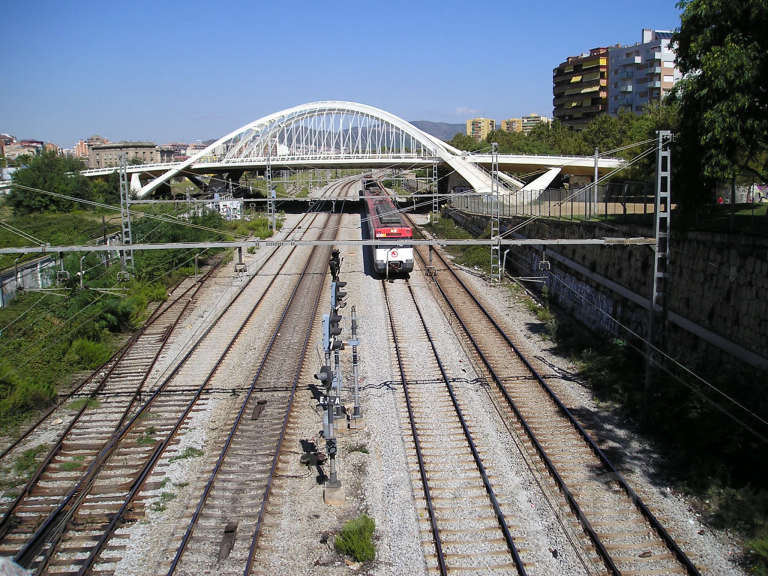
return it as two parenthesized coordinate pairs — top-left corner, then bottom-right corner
(449, 183), (658, 224)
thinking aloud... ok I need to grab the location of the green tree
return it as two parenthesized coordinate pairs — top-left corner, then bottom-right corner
(448, 133), (485, 152)
(672, 0), (768, 206)
(8, 151), (92, 214)
(90, 172), (120, 205)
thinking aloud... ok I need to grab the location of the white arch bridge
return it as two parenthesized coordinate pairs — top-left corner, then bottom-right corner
(81, 101), (623, 196)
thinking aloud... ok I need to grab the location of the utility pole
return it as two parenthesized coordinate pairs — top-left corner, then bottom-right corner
(79, 255), (86, 289)
(349, 306), (362, 420)
(118, 153), (133, 279)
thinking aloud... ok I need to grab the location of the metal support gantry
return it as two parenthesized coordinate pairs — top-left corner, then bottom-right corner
(651, 131), (671, 313)
(266, 139), (276, 232)
(490, 143), (501, 282)
(118, 154), (134, 278)
(644, 130), (672, 418)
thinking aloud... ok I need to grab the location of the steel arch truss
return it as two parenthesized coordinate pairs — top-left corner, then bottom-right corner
(140, 101), (447, 196)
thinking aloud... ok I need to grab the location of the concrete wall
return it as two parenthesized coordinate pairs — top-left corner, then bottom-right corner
(446, 209), (768, 373)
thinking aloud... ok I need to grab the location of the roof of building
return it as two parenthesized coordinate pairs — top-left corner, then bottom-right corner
(91, 141), (157, 150)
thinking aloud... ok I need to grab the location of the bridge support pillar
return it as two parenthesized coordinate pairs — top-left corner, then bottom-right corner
(431, 159), (439, 220)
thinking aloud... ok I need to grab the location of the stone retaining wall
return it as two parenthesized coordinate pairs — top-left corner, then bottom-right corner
(446, 209), (768, 373)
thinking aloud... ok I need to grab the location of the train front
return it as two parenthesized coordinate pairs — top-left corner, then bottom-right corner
(374, 226), (414, 275)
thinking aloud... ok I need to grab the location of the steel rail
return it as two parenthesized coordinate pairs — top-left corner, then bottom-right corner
(14, 260), (259, 570)
(14, 209), (326, 571)
(166, 243), (316, 574)
(417, 244), (701, 576)
(0, 271), (208, 539)
(403, 278), (528, 575)
(75, 216), (339, 576)
(414, 246), (619, 574)
(243, 216), (341, 576)
(382, 282), (447, 576)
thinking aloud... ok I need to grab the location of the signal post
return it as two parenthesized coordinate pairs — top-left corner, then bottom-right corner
(315, 249), (352, 506)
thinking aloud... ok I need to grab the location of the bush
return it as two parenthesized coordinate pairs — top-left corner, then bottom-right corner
(0, 367), (55, 422)
(65, 338), (112, 369)
(335, 514), (375, 562)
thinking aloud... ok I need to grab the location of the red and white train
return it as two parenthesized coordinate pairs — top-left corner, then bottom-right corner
(362, 179), (414, 276)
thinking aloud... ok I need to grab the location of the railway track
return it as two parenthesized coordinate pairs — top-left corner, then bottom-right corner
(0, 272), (198, 463)
(161, 213), (341, 576)
(0, 195), (339, 574)
(0, 271), (210, 542)
(412, 242), (701, 576)
(383, 278), (527, 576)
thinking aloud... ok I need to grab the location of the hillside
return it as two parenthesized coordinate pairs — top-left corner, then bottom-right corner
(410, 120), (464, 143)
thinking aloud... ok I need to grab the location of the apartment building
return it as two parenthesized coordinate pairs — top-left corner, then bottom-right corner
(608, 29), (681, 115)
(552, 47), (610, 129)
(88, 141), (173, 169)
(521, 113), (552, 134)
(500, 118), (522, 133)
(466, 117), (496, 141)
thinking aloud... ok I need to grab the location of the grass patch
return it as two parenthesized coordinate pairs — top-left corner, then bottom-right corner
(136, 426), (157, 446)
(347, 443), (369, 455)
(174, 481), (189, 488)
(67, 397), (101, 411)
(150, 491), (176, 512)
(335, 514), (375, 562)
(169, 446), (204, 462)
(423, 213), (492, 273)
(60, 454), (85, 471)
(14, 444), (48, 475)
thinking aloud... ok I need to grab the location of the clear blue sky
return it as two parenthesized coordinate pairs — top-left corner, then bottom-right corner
(2, 0), (683, 147)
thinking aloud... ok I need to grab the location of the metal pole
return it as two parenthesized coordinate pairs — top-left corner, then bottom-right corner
(594, 147), (599, 219)
(350, 306), (361, 419)
(79, 255), (85, 289)
(490, 143), (501, 282)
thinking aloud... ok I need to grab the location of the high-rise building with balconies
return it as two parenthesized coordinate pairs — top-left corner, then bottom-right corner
(521, 113), (553, 134)
(466, 118), (495, 141)
(553, 47), (610, 129)
(608, 29), (681, 115)
(500, 118), (522, 133)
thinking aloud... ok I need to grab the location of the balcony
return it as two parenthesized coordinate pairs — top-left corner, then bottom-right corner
(620, 84), (633, 93)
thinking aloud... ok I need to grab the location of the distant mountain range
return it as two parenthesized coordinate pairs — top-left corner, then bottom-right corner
(410, 121), (464, 143)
